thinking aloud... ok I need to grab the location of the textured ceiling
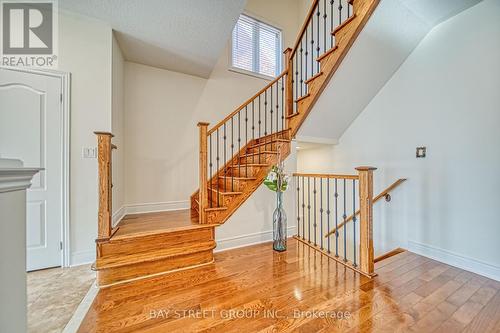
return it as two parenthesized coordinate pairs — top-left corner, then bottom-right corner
(59, 0), (247, 78)
(298, 0), (482, 141)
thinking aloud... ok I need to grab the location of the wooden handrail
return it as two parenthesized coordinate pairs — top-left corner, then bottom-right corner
(293, 172), (359, 180)
(207, 70), (287, 136)
(324, 178), (407, 238)
(290, 0), (319, 58)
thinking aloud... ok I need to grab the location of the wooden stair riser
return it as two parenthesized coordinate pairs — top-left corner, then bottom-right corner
(216, 177), (254, 192)
(247, 141), (288, 154)
(207, 189), (240, 207)
(96, 248), (214, 287)
(97, 227), (214, 258)
(227, 165), (267, 178)
(239, 152), (277, 164)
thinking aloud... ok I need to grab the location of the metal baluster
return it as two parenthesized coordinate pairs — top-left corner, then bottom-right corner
(300, 41), (303, 97)
(324, 0), (327, 54)
(327, 178), (331, 253)
(339, 0), (343, 25)
(223, 123), (227, 183)
(320, 177), (323, 250)
(305, 28), (308, 94)
(270, 85), (273, 141)
(238, 111), (241, 181)
(348, 0), (350, 17)
(343, 178), (347, 262)
(294, 54), (298, 113)
(311, 10), (315, 78)
(297, 176), (301, 238)
(334, 178), (338, 257)
(209, 134), (213, 208)
(302, 176), (305, 240)
(313, 177), (317, 246)
(317, 2), (320, 73)
(231, 117), (234, 192)
(330, 0), (334, 48)
(307, 177), (311, 243)
(216, 128), (220, 207)
(276, 80), (279, 135)
(251, 101), (255, 165)
(245, 106), (248, 178)
(264, 90), (268, 152)
(280, 76), (284, 132)
(352, 179), (357, 267)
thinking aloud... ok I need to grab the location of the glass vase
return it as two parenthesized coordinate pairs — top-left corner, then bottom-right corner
(273, 191), (287, 251)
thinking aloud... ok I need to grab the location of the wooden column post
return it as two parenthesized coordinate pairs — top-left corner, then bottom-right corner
(198, 122), (209, 224)
(283, 47), (293, 117)
(356, 166), (377, 276)
(94, 132), (114, 240)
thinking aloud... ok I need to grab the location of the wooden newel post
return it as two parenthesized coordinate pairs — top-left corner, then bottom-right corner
(198, 122), (209, 224)
(94, 132), (114, 240)
(356, 166), (377, 276)
(283, 47), (293, 117)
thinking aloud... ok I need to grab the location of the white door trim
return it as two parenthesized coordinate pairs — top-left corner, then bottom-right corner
(1, 66), (71, 267)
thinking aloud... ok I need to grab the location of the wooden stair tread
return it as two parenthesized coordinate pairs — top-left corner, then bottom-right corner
(332, 14), (357, 35)
(241, 151), (278, 157)
(208, 187), (242, 195)
(295, 93), (310, 103)
(317, 45), (338, 62)
(286, 112), (300, 119)
(205, 206), (227, 212)
(218, 176), (257, 180)
(250, 139), (289, 149)
(305, 72), (323, 84)
(229, 163), (269, 167)
(95, 240), (216, 270)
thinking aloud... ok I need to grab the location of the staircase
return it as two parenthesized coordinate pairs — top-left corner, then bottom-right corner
(92, 0), (380, 287)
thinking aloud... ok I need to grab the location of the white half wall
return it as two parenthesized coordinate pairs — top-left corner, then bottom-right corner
(299, 0), (500, 280)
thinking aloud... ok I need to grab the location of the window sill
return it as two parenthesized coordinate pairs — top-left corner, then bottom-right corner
(228, 66), (277, 81)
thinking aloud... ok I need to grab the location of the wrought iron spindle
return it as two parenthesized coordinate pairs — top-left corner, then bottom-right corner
(231, 117), (234, 191)
(339, 0), (343, 25)
(334, 178), (338, 256)
(324, 0), (327, 54)
(245, 106), (248, 177)
(330, 0), (334, 48)
(264, 90), (268, 151)
(307, 177), (311, 243)
(304, 27), (308, 94)
(320, 178), (323, 250)
(343, 178), (347, 262)
(276, 79), (279, 134)
(317, 2), (320, 73)
(352, 179), (357, 267)
(348, 0), (350, 17)
(270, 86), (273, 140)
(295, 51), (298, 113)
(223, 123), (227, 182)
(216, 129), (220, 207)
(238, 111), (241, 180)
(297, 176), (301, 238)
(313, 177), (317, 246)
(302, 176), (305, 240)
(209, 134), (213, 208)
(327, 178), (331, 253)
(258, 94), (261, 164)
(280, 76), (284, 131)
(311, 10), (315, 78)
(300, 42), (304, 97)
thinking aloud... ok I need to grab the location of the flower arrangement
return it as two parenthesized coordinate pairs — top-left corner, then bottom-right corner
(264, 163), (290, 192)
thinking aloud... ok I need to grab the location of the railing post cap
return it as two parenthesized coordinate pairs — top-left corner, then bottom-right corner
(356, 166), (377, 171)
(197, 122), (210, 127)
(94, 131), (114, 137)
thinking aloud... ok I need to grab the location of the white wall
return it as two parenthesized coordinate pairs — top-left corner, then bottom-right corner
(58, 11), (113, 265)
(112, 33), (125, 223)
(300, 0), (500, 279)
(297, 145), (336, 173)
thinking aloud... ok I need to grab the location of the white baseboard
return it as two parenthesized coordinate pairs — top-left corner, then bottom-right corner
(123, 200), (190, 215)
(215, 226), (297, 252)
(70, 250), (95, 267)
(112, 206), (125, 227)
(407, 240), (500, 282)
(62, 282), (98, 333)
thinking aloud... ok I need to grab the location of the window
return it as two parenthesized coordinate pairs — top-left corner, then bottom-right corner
(231, 14), (282, 78)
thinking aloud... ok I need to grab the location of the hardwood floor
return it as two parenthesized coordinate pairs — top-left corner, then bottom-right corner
(78, 239), (500, 332)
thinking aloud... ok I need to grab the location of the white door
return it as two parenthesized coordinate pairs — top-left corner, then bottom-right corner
(0, 68), (62, 271)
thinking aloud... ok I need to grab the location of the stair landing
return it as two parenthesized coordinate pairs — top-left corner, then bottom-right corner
(94, 210), (217, 287)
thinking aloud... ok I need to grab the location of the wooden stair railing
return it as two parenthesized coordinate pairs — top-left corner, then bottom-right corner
(192, 0), (380, 226)
(324, 178), (407, 238)
(94, 132), (119, 242)
(293, 167), (377, 277)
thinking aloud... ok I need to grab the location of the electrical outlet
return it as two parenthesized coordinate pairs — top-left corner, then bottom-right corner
(82, 147), (97, 159)
(416, 146), (426, 158)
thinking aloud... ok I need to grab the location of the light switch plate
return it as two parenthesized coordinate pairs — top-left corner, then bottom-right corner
(82, 147), (97, 159)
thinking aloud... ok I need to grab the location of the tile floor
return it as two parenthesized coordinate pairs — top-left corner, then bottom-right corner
(27, 264), (95, 333)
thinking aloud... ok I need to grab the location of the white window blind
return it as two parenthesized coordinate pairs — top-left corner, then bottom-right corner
(231, 14), (282, 78)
